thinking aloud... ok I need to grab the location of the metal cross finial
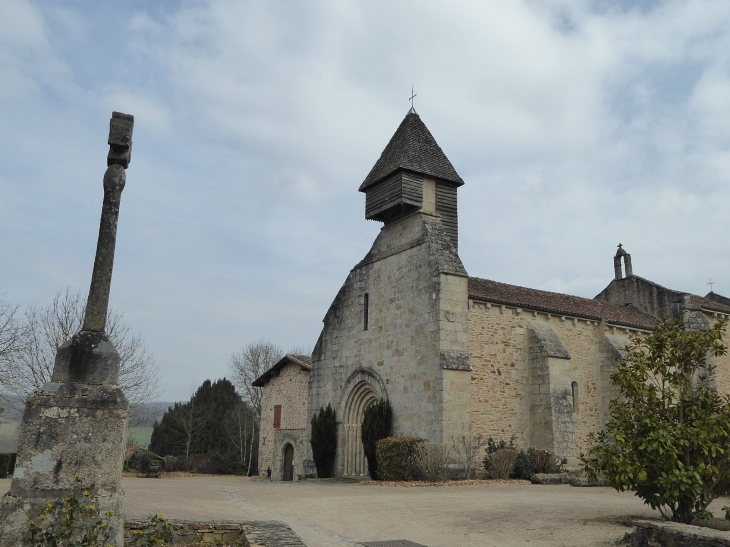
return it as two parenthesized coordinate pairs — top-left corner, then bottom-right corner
(709, 277), (716, 293)
(617, 243), (622, 249)
(409, 85), (417, 109)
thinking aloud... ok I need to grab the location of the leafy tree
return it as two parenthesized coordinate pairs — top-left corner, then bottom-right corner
(583, 317), (730, 523)
(310, 404), (337, 478)
(361, 399), (392, 480)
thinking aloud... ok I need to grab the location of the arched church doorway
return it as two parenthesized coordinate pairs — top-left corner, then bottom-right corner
(283, 444), (294, 481)
(342, 381), (379, 477)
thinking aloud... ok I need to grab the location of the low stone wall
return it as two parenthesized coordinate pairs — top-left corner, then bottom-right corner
(125, 519), (306, 547)
(631, 520), (730, 547)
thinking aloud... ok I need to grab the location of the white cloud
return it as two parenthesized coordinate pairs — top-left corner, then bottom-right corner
(3, 0), (730, 399)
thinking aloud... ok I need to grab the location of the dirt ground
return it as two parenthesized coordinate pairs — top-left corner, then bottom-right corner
(2, 476), (729, 547)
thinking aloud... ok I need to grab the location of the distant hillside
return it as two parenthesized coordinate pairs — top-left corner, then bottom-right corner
(130, 401), (176, 427)
(0, 394), (175, 452)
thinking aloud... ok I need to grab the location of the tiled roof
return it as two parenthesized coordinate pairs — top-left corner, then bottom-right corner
(689, 294), (730, 314)
(468, 277), (656, 330)
(252, 354), (312, 387)
(359, 109), (464, 191)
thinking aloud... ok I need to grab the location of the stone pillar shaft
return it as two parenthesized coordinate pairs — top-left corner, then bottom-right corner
(83, 164), (125, 332)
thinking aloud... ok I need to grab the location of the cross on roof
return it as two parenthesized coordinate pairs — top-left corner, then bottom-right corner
(409, 85), (417, 110)
(709, 277), (715, 293)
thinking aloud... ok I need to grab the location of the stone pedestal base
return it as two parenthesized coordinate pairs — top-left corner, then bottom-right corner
(0, 382), (129, 547)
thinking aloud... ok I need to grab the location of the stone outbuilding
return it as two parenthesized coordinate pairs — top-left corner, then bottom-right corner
(253, 354), (313, 481)
(255, 109), (730, 478)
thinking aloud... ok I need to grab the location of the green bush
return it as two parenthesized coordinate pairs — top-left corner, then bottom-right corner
(376, 437), (425, 481)
(310, 404), (337, 478)
(0, 453), (12, 479)
(361, 399), (392, 480)
(512, 449), (535, 479)
(24, 475), (116, 547)
(127, 449), (159, 474)
(127, 515), (172, 547)
(583, 317), (730, 523)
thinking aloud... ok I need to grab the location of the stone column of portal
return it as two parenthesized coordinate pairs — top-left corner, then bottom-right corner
(0, 112), (134, 547)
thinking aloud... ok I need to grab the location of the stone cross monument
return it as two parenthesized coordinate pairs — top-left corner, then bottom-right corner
(0, 112), (134, 547)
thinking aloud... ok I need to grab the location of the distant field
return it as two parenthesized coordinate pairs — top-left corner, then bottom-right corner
(0, 421), (20, 452)
(128, 426), (154, 447)
(0, 422), (154, 452)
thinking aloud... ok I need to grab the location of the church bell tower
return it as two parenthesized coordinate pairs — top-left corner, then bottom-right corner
(359, 108), (464, 250)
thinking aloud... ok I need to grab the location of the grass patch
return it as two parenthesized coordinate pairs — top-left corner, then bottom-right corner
(128, 426), (153, 447)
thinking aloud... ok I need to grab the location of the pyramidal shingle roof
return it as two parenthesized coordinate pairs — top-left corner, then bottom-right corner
(359, 109), (464, 191)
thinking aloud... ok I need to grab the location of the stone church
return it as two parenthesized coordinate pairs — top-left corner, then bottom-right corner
(254, 109), (730, 481)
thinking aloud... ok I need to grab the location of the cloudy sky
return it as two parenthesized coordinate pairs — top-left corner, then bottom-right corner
(2, 0), (730, 401)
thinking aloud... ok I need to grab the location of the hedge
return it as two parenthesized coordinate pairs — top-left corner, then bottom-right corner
(375, 437), (425, 481)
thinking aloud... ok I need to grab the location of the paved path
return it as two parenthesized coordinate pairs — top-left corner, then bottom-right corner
(2, 477), (729, 546)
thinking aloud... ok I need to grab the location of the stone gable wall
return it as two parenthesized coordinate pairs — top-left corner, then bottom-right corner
(307, 212), (470, 476)
(258, 363), (309, 479)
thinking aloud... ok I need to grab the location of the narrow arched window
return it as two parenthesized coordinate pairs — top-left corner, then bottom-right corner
(571, 382), (579, 414)
(363, 293), (369, 331)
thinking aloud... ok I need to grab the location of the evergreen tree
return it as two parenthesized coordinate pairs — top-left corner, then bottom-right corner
(361, 399), (392, 480)
(310, 404), (337, 478)
(150, 378), (256, 474)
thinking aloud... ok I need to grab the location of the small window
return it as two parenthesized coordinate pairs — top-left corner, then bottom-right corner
(273, 405), (282, 429)
(363, 293), (369, 331)
(571, 382), (579, 414)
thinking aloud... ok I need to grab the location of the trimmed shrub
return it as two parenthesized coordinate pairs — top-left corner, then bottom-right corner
(0, 453), (11, 479)
(310, 404), (337, 478)
(376, 437), (425, 481)
(483, 436), (516, 476)
(528, 447), (562, 474)
(485, 448), (517, 479)
(126, 449), (160, 474)
(512, 449), (535, 479)
(361, 399), (392, 480)
(415, 442), (452, 482)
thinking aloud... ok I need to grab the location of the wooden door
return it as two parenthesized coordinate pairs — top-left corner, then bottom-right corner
(283, 444), (294, 481)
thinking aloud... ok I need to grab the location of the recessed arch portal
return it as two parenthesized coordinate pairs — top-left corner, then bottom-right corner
(338, 367), (388, 477)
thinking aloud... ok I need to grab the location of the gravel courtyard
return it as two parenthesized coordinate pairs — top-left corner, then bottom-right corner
(3, 476), (729, 546)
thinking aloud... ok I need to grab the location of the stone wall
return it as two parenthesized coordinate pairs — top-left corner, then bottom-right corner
(467, 301), (638, 463)
(307, 211), (470, 476)
(125, 519), (306, 547)
(630, 520), (730, 546)
(258, 363), (309, 479)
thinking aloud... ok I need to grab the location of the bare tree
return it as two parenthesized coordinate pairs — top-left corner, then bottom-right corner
(0, 292), (23, 368)
(170, 400), (208, 460)
(0, 287), (160, 421)
(450, 434), (487, 479)
(229, 340), (283, 475)
(224, 400), (258, 475)
(229, 340), (283, 418)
